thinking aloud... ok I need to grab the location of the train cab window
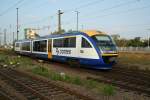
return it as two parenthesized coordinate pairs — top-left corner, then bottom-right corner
(33, 40), (47, 52)
(81, 37), (92, 48)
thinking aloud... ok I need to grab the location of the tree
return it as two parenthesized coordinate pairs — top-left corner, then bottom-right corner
(127, 37), (144, 47)
(111, 34), (120, 42)
(117, 38), (128, 47)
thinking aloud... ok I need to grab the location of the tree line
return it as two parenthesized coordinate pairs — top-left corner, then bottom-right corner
(111, 34), (150, 47)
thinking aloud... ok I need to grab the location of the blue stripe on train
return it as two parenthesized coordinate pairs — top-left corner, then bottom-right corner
(20, 52), (48, 59)
(19, 52), (112, 69)
(33, 53), (48, 59)
(52, 55), (112, 69)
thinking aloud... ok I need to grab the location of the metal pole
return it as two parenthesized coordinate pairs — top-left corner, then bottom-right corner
(17, 8), (19, 40)
(58, 10), (63, 33)
(13, 32), (14, 43)
(58, 10), (61, 33)
(0, 35), (1, 47)
(148, 33), (149, 48)
(9, 24), (12, 45)
(81, 24), (84, 30)
(4, 29), (6, 46)
(13, 32), (15, 49)
(0, 34), (1, 46)
(147, 29), (150, 48)
(0, 28), (1, 46)
(75, 11), (79, 31)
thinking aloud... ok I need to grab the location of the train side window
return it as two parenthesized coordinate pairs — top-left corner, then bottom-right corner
(63, 38), (69, 47)
(68, 37), (76, 47)
(40, 40), (47, 52)
(22, 42), (30, 51)
(81, 37), (92, 48)
(53, 39), (63, 47)
(33, 40), (47, 52)
(15, 43), (19, 47)
(53, 37), (76, 48)
(33, 41), (37, 51)
(33, 41), (40, 51)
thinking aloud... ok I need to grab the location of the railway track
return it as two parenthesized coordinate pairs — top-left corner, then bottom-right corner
(86, 67), (150, 96)
(0, 88), (15, 100)
(0, 68), (93, 100)
(38, 59), (150, 96)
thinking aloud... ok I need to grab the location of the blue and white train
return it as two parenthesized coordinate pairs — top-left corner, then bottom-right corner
(15, 30), (118, 69)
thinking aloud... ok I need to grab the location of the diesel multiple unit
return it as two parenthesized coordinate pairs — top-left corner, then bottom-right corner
(15, 30), (118, 69)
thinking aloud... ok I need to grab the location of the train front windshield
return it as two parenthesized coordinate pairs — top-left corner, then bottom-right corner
(91, 35), (117, 52)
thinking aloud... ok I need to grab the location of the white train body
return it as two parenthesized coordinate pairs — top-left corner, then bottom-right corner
(15, 30), (118, 69)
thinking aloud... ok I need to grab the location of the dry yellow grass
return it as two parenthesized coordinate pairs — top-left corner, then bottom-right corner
(117, 52), (150, 70)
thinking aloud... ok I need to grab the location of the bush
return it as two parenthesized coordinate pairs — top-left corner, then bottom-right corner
(102, 85), (116, 96)
(72, 76), (82, 85)
(85, 80), (97, 89)
(32, 66), (49, 77)
(50, 73), (62, 81)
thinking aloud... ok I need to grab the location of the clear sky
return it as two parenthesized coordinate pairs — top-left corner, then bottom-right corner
(0, 0), (150, 44)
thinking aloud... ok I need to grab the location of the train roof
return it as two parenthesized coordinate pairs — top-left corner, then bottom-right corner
(40, 31), (81, 39)
(15, 39), (31, 42)
(81, 30), (106, 36)
(15, 30), (107, 42)
(37, 30), (106, 39)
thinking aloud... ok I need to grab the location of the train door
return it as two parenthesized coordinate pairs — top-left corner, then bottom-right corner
(79, 37), (92, 58)
(48, 39), (52, 59)
(79, 36), (98, 59)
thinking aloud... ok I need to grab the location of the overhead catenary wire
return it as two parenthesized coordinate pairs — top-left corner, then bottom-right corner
(63, 3), (150, 31)
(20, 0), (104, 26)
(19, 0), (52, 14)
(4, 0), (148, 34)
(63, 0), (140, 28)
(83, 4), (150, 20)
(79, 0), (140, 18)
(20, 14), (56, 27)
(22, 0), (132, 26)
(20, 0), (121, 27)
(64, 0), (104, 13)
(63, 0), (140, 30)
(0, 0), (25, 16)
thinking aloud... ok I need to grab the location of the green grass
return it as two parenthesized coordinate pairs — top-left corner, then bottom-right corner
(72, 76), (82, 85)
(102, 85), (116, 96)
(31, 66), (116, 96)
(0, 50), (34, 68)
(31, 66), (83, 85)
(84, 79), (97, 89)
(32, 66), (49, 77)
